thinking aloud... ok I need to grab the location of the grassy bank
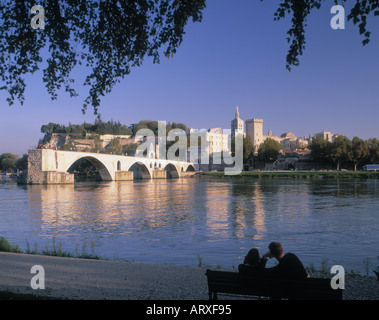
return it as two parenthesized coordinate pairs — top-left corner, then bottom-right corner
(0, 236), (101, 260)
(200, 171), (379, 179)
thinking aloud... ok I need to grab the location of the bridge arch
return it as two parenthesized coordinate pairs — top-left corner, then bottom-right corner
(128, 162), (151, 179)
(186, 164), (196, 172)
(164, 163), (180, 179)
(67, 156), (113, 181)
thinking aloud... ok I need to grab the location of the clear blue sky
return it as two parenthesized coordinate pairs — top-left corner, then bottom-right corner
(1, 0), (378, 155)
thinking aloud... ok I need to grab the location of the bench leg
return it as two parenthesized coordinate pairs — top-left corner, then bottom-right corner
(208, 292), (218, 300)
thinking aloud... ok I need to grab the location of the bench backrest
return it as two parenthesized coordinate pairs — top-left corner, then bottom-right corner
(205, 269), (342, 300)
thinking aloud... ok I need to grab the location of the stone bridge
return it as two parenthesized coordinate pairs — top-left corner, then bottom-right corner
(26, 149), (198, 184)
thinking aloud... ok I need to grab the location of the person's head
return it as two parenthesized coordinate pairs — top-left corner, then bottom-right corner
(244, 248), (260, 266)
(268, 242), (284, 259)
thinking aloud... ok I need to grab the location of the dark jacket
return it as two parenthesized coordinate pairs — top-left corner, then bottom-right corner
(261, 252), (308, 280)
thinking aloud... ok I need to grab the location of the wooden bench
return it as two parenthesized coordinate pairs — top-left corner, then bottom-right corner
(205, 269), (343, 300)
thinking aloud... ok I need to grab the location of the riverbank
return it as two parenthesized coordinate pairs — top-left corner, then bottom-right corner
(0, 252), (209, 300)
(0, 252), (378, 300)
(200, 171), (379, 179)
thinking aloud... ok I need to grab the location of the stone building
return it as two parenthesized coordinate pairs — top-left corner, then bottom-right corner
(187, 127), (231, 157)
(313, 130), (340, 143)
(236, 107), (310, 152)
(207, 128), (230, 155)
(246, 118), (264, 149)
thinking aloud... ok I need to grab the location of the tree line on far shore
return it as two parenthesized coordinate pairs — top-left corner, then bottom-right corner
(40, 119), (189, 138)
(39, 119), (190, 156)
(309, 136), (379, 171)
(244, 135), (379, 171)
(0, 153), (28, 174)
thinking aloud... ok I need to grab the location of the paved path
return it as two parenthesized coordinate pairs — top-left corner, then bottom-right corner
(0, 252), (209, 300)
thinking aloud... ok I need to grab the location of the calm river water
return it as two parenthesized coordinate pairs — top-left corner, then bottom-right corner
(1, 176), (379, 274)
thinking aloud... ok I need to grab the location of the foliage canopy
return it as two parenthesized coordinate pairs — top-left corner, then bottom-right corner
(264, 0), (379, 70)
(310, 135), (379, 171)
(0, 0), (206, 113)
(0, 1), (377, 112)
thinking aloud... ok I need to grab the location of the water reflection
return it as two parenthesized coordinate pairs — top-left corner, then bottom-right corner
(253, 183), (266, 240)
(204, 182), (230, 241)
(1, 177), (378, 273)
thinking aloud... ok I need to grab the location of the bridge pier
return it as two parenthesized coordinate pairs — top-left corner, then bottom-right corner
(25, 170), (74, 185)
(25, 149), (75, 184)
(44, 171), (74, 184)
(115, 171), (134, 181)
(152, 169), (167, 179)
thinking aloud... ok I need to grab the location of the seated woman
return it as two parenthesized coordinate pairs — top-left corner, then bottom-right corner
(238, 248), (265, 276)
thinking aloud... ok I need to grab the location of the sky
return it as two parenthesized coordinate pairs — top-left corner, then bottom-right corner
(1, 0), (378, 156)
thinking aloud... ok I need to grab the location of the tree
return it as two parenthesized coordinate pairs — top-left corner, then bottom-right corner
(92, 137), (103, 153)
(41, 122), (62, 135)
(94, 119), (132, 135)
(329, 135), (351, 171)
(350, 136), (369, 171)
(16, 154), (28, 171)
(0, 153), (19, 172)
(172, 122), (188, 132)
(368, 138), (379, 164)
(230, 135), (253, 165)
(310, 137), (332, 166)
(130, 120), (159, 136)
(123, 143), (139, 156)
(106, 138), (123, 155)
(243, 135), (254, 165)
(257, 138), (283, 164)
(264, 0), (379, 70)
(0, 0), (206, 114)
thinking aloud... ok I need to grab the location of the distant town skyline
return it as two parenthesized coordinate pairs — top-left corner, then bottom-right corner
(1, 1), (378, 155)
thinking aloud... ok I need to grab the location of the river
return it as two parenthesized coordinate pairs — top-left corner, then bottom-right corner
(1, 176), (379, 275)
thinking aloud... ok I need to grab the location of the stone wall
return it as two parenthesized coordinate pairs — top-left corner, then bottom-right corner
(27, 149), (44, 184)
(45, 171), (74, 184)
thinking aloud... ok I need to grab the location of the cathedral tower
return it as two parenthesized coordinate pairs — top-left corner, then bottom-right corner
(231, 106), (245, 138)
(246, 118), (264, 150)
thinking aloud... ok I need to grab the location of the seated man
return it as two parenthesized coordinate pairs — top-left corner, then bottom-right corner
(261, 242), (308, 280)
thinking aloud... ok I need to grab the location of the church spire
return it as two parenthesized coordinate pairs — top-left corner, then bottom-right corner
(235, 105), (239, 119)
